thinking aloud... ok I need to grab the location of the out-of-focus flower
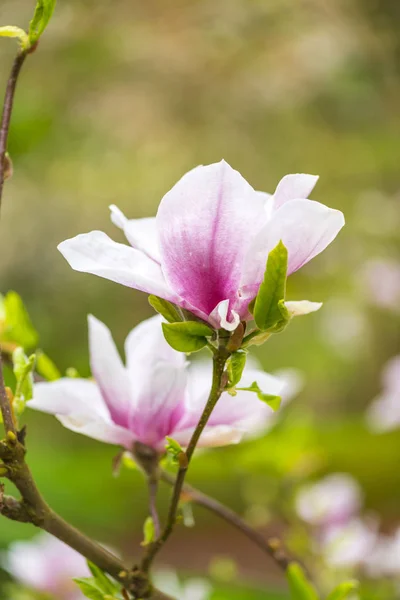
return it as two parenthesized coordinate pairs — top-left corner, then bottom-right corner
(367, 356), (400, 432)
(360, 259), (400, 312)
(5, 534), (87, 600)
(365, 527), (400, 578)
(322, 518), (378, 569)
(29, 315), (284, 451)
(58, 161), (344, 332)
(154, 570), (212, 600)
(296, 473), (362, 528)
(319, 299), (367, 358)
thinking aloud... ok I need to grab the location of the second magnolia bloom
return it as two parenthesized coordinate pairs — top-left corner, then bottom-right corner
(29, 315), (288, 451)
(58, 160), (344, 331)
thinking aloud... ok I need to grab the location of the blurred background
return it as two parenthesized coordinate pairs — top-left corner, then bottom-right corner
(0, 0), (399, 598)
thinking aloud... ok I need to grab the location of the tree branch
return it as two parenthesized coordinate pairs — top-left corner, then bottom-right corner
(160, 470), (293, 572)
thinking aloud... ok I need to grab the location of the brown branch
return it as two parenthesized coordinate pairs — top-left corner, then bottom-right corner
(160, 470), (293, 572)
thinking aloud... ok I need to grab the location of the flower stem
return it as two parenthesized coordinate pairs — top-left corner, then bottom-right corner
(140, 343), (230, 572)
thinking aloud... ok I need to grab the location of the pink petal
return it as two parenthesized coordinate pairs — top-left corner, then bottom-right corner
(174, 424), (244, 448)
(209, 299), (241, 331)
(110, 205), (161, 263)
(58, 231), (175, 300)
(57, 414), (135, 448)
(88, 315), (132, 427)
(273, 173), (319, 210)
(243, 198), (345, 286)
(157, 160), (265, 317)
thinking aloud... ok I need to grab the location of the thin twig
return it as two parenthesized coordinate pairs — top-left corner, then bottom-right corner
(160, 470), (293, 572)
(0, 48), (30, 211)
(140, 344), (230, 572)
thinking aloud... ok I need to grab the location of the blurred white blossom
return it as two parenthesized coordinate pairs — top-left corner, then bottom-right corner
(154, 570), (212, 600)
(367, 356), (400, 432)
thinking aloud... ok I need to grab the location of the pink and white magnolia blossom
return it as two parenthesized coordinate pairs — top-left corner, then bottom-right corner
(367, 356), (400, 432)
(5, 534), (88, 600)
(58, 161), (344, 331)
(295, 473), (362, 529)
(29, 315), (284, 451)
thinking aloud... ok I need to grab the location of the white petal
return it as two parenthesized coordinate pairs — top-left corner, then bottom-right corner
(88, 315), (132, 426)
(29, 378), (108, 419)
(58, 230), (174, 299)
(110, 205), (161, 263)
(242, 198), (345, 286)
(273, 173), (319, 210)
(173, 424), (244, 448)
(285, 300), (323, 317)
(57, 414), (135, 448)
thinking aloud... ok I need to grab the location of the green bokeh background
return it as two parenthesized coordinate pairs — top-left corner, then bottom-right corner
(0, 0), (399, 597)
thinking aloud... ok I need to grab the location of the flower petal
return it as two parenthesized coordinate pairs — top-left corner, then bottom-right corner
(285, 300), (323, 317)
(243, 198), (345, 285)
(57, 414), (135, 448)
(273, 173), (319, 210)
(88, 315), (132, 427)
(209, 299), (241, 331)
(58, 230), (175, 299)
(157, 160), (265, 316)
(110, 205), (161, 263)
(29, 379), (135, 448)
(173, 424), (244, 448)
(29, 378), (108, 419)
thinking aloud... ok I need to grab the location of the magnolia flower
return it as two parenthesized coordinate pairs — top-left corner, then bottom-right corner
(322, 518), (378, 569)
(5, 534), (88, 600)
(29, 315), (284, 451)
(58, 161), (344, 331)
(154, 570), (212, 600)
(365, 527), (400, 578)
(295, 473), (362, 528)
(367, 356), (400, 432)
(360, 259), (400, 312)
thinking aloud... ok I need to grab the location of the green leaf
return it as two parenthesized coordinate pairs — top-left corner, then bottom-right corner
(287, 563), (319, 600)
(326, 580), (359, 600)
(148, 295), (183, 323)
(227, 350), (247, 387)
(13, 347), (35, 416)
(86, 562), (119, 596)
(142, 516), (155, 546)
(1, 291), (39, 351)
(253, 240), (288, 331)
(165, 436), (184, 462)
(0, 26), (30, 49)
(162, 321), (213, 353)
(29, 0), (56, 43)
(36, 350), (61, 381)
(74, 578), (106, 600)
(236, 381), (281, 411)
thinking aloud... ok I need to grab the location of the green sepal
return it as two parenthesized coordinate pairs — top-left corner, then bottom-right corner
(227, 350), (247, 387)
(36, 350), (61, 381)
(12, 347), (35, 416)
(326, 580), (359, 600)
(253, 240), (288, 331)
(0, 291), (39, 351)
(142, 516), (155, 546)
(162, 321), (213, 353)
(148, 295), (183, 323)
(29, 0), (57, 44)
(236, 381), (281, 411)
(287, 563), (319, 600)
(0, 26), (30, 49)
